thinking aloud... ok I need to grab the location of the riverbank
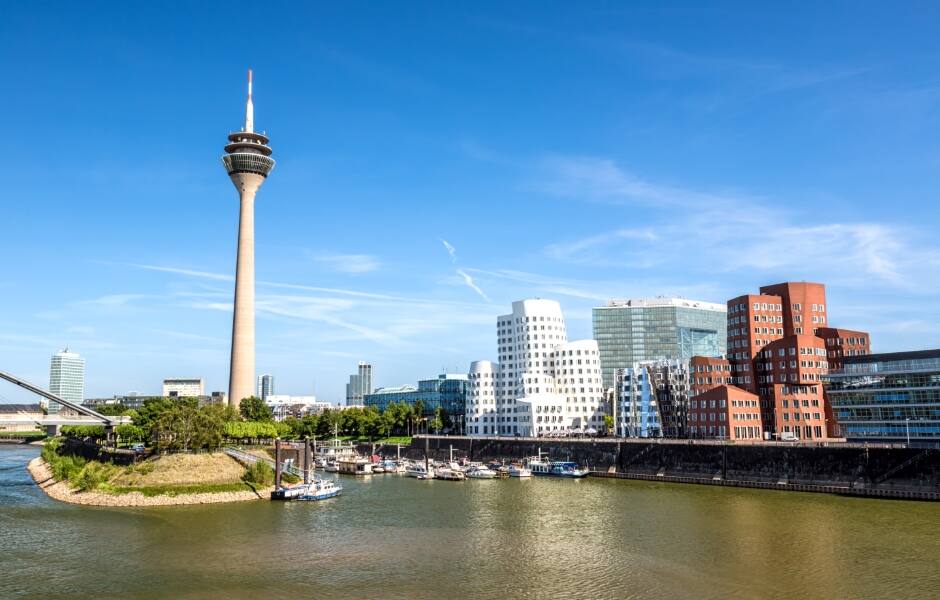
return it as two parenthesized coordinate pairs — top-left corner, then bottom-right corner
(27, 456), (272, 507)
(387, 435), (940, 501)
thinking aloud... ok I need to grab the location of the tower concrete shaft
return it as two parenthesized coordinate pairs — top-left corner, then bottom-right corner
(228, 173), (263, 408)
(222, 70), (275, 410)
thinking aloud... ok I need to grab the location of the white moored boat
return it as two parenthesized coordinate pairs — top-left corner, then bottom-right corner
(466, 466), (497, 479)
(507, 464), (532, 478)
(434, 467), (466, 481)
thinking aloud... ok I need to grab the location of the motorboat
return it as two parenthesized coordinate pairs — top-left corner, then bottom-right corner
(466, 466), (497, 479)
(324, 460), (339, 473)
(434, 467), (466, 481)
(406, 463), (431, 478)
(507, 463), (532, 478)
(271, 478), (343, 501)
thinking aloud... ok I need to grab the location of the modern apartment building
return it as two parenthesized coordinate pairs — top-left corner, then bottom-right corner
(816, 327), (870, 371)
(257, 374), (275, 401)
(593, 297), (726, 390)
(689, 385), (763, 441)
(466, 299), (606, 437)
(825, 349), (940, 443)
(345, 362), (373, 405)
(162, 378), (205, 398)
(614, 359), (691, 438)
(702, 281), (871, 441)
(48, 348), (84, 414)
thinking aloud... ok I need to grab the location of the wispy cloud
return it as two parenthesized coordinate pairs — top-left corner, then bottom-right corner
(537, 156), (940, 290)
(441, 239), (458, 263)
(439, 240), (490, 302)
(129, 264), (234, 281)
(313, 253), (380, 274)
(456, 269), (490, 302)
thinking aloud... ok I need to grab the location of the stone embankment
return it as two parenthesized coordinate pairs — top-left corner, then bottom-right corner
(27, 457), (271, 507)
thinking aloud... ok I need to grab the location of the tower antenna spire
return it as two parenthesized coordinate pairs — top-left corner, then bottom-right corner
(245, 69), (254, 133)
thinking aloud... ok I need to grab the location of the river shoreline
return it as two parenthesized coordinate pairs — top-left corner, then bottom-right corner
(26, 457), (272, 507)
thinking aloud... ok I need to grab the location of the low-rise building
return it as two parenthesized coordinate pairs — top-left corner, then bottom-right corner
(825, 349), (940, 443)
(365, 374), (469, 419)
(689, 386), (762, 441)
(264, 395), (332, 421)
(0, 404), (44, 432)
(162, 378), (204, 398)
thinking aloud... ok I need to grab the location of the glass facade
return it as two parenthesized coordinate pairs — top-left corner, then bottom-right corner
(826, 350), (940, 442)
(221, 152), (275, 177)
(48, 349), (84, 415)
(593, 300), (726, 390)
(364, 374), (469, 417)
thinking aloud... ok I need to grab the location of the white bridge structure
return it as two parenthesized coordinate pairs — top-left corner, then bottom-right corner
(0, 370), (131, 435)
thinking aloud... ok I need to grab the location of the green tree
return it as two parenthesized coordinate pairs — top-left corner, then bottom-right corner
(317, 409), (342, 438)
(134, 396), (198, 442)
(95, 404), (130, 416)
(153, 405), (223, 452)
(603, 415), (615, 436)
(430, 406), (445, 433)
(239, 396), (273, 422)
(115, 424), (143, 444)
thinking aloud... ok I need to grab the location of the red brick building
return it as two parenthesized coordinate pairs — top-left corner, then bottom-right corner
(689, 385), (762, 441)
(817, 327), (871, 371)
(696, 281), (870, 441)
(690, 356), (733, 397)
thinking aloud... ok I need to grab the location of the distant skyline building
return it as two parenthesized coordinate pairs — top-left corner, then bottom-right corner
(47, 348), (84, 414)
(592, 297), (727, 390)
(466, 299), (607, 437)
(345, 362), (373, 405)
(162, 378), (205, 398)
(257, 374), (275, 401)
(223, 69), (275, 410)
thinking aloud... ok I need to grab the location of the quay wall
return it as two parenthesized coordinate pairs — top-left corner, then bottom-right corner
(363, 436), (940, 498)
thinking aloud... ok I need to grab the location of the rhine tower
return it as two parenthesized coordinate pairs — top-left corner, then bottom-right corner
(222, 70), (275, 409)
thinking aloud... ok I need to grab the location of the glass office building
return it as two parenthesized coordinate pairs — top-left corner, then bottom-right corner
(364, 374), (469, 417)
(826, 349), (940, 442)
(593, 298), (726, 390)
(48, 348), (85, 415)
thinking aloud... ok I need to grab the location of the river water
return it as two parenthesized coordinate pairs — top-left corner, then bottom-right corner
(1, 445), (938, 599)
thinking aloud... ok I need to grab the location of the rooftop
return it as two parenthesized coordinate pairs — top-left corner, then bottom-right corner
(600, 297), (727, 312)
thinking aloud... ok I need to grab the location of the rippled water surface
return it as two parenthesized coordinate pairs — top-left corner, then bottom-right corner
(1, 445), (938, 599)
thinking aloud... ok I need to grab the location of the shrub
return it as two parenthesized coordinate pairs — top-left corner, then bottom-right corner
(73, 462), (115, 492)
(242, 460), (274, 486)
(50, 454), (87, 482)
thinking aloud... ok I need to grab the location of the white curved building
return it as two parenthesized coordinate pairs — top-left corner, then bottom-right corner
(466, 299), (608, 437)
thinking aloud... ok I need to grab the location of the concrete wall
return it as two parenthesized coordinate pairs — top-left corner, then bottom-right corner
(368, 436), (940, 493)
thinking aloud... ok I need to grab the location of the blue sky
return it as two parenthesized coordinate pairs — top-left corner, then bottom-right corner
(3, 2), (940, 403)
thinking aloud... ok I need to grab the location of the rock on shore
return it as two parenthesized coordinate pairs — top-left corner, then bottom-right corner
(27, 457), (272, 507)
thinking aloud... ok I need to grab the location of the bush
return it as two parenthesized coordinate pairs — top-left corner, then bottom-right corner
(242, 460), (274, 486)
(50, 454), (87, 482)
(73, 462), (115, 492)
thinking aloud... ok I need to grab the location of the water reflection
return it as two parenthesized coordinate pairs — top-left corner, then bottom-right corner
(1, 446), (937, 600)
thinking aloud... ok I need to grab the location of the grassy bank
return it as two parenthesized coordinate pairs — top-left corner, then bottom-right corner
(40, 438), (263, 497)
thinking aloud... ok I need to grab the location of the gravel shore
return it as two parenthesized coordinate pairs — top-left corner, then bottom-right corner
(27, 457), (272, 507)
